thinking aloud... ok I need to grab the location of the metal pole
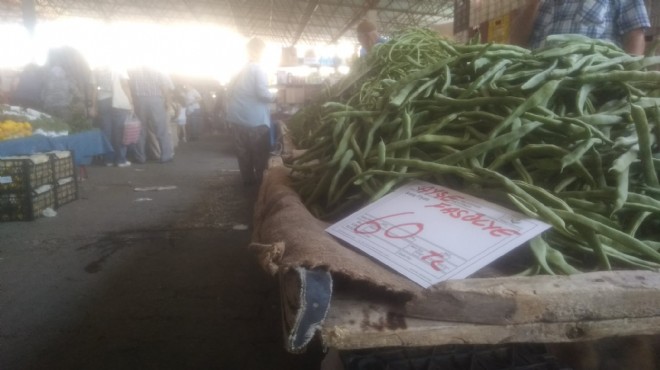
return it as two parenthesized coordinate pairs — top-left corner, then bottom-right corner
(22, 0), (37, 36)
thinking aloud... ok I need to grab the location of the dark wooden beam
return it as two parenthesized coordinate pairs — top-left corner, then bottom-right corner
(330, 0), (380, 43)
(22, 0), (36, 34)
(290, 0), (320, 46)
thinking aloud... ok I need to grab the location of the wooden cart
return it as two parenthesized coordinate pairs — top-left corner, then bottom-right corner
(250, 126), (660, 369)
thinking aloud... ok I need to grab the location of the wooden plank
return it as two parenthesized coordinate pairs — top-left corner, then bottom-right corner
(322, 294), (660, 350)
(405, 271), (660, 324)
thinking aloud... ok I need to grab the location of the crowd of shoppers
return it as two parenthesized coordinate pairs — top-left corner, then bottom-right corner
(5, 2), (652, 184)
(6, 49), (226, 168)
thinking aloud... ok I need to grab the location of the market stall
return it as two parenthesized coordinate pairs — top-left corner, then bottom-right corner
(0, 129), (112, 166)
(250, 29), (660, 368)
(0, 105), (112, 221)
(0, 106), (112, 166)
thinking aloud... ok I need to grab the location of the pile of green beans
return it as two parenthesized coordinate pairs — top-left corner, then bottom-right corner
(287, 29), (660, 274)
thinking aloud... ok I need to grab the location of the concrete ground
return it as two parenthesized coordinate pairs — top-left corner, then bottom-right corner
(0, 135), (322, 369)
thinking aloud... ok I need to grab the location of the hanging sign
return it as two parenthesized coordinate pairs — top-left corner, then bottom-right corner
(326, 180), (551, 288)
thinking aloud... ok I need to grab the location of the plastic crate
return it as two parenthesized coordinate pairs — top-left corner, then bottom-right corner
(55, 176), (78, 208)
(0, 155), (53, 191)
(49, 151), (75, 181)
(0, 185), (55, 222)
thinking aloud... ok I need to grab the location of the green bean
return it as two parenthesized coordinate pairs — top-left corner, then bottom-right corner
(554, 210), (660, 262)
(550, 54), (597, 78)
(331, 116), (347, 146)
(362, 112), (389, 161)
(579, 71), (660, 83)
(327, 110), (381, 118)
(627, 192), (660, 210)
(489, 80), (561, 138)
(560, 117), (614, 145)
(440, 121), (542, 166)
(546, 246), (582, 274)
(578, 225), (611, 270)
(522, 59), (557, 90)
(625, 211), (652, 237)
(631, 104), (660, 187)
(328, 149), (355, 204)
(474, 168), (569, 233)
(579, 114), (623, 126)
(414, 113), (459, 135)
(461, 59), (511, 98)
(530, 236), (556, 275)
(583, 54), (643, 74)
(288, 28), (660, 274)
(329, 122), (356, 166)
(560, 138), (600, 170)
(514, 180), (573, 212)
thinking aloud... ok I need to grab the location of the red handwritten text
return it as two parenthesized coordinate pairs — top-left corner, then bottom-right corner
(421, 250), (446, 271)
(354, 212), (424, 239)
(425, 202), (520, 238)
(416, 185), (465, 202)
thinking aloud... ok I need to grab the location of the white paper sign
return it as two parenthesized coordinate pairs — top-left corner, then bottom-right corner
(326, 180), (551, 288)
(0, 176), (12, 184)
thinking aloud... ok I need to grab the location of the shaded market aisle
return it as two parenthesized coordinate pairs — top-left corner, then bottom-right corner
(0, 135), (320, 369)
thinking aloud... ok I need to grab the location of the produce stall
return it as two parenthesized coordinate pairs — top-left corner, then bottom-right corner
(0, 105), (112, 167)
(250, 29), (660, 368)
(0, 105), (111, 221)
(0, 129), (112, 167)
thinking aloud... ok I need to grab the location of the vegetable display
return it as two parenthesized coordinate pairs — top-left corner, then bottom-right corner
(0, 105), (70, 137)
(0, 120), (32, 141)
(287, 29), (660, 274)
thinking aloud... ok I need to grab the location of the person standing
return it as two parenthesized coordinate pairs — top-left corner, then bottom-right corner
(41, 52), (79, 123)
(512, 0), (650, 55)
(357, 20), (386, 57)
(90, 67), (133, 167)
(129, 67), (175, 164)
(226, 37), (274, 185)
(10, 64), (44, 110)
(182, 84), (203, 140)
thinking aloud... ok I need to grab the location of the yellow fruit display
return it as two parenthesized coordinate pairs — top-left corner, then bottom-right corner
(0, 120), (33, 141)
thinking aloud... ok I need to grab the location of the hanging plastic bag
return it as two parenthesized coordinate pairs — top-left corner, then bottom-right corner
(122, 113), (141, 145)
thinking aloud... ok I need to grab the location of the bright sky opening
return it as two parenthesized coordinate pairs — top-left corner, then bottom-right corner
(1, 18), (357, 83)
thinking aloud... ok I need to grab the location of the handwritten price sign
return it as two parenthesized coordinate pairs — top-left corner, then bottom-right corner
(326, 180), (551, 288)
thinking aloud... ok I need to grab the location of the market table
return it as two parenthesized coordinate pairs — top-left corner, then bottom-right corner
(250, 153), (660, 369)
(0, 129), (112, 166)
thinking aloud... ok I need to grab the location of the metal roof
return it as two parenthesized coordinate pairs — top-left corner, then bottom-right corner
(0, 0), (454, 45)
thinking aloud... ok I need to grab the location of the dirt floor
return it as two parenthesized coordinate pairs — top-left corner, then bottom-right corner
(0, 135), (322, 369)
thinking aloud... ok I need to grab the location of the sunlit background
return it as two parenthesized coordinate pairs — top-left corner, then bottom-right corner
(0, 18), (358, 84)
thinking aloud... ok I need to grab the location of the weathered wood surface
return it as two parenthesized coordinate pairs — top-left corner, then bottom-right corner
(259, 137), (660, 347)
(322, 293), (660, 350)
(406, 270), (660, 324)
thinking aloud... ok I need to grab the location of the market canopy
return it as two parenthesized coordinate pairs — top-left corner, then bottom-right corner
(0, 0), (454, 45)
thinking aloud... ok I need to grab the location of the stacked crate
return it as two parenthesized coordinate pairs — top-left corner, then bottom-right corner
(50, 151), (78, 208)
(0, 154), (56, 221)
(0, 151), (77, 221)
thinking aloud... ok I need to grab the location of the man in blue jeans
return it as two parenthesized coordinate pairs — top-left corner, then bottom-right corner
(226, 37), (274, 185)
(129, 67), (174, 163)
(90, 68), (133, 167)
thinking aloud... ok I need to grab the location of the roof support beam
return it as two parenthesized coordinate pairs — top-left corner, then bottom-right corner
(290, 0), (319, 46)
(22, 0), (36, 34)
